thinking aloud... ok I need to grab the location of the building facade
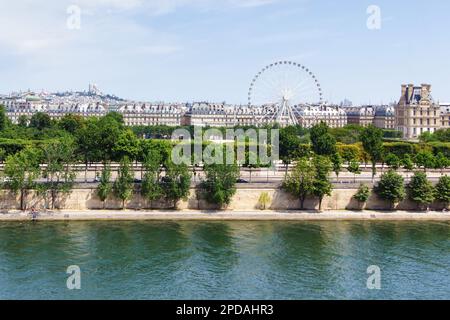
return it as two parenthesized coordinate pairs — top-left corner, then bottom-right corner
(440, 103), (450, 128)
(296, 105), (347, 128)
(373, 105), (395, 129)
(346, 106), (375, 127)
(345, 105), (395, 130)
(395, 84), (441, 139)
(115, 103), (185, 126)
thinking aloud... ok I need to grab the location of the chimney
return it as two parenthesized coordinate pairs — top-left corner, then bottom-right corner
(401, 84), (407, 96)
(407, 84), (414, 103)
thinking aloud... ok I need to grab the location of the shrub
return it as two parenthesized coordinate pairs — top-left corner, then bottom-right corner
(258, 192), (271, 210)
(353, 184), (371, 209)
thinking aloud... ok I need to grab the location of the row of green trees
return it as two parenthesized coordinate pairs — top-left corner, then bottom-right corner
(280, 122), (450, 211)
(96, 155), (192, 209)
(282, 122), (450, 180)
(283, 159), (450, 211)
(2, 139), (76, 210)
(353, 171), (450, 211)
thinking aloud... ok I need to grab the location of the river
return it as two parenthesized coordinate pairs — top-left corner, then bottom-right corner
(0, 220), (448, 299)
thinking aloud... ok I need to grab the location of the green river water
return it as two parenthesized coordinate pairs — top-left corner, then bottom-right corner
(0, 220), (448, 299)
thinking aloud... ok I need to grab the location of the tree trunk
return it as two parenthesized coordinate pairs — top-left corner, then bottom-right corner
(300, 196), (305, 210)
(51, 190), (56, 210)
(372, 163), (376, 183)
(85, 161), (88, 182)
(318, 198), (323, 211)
(20, 189), (25, 211)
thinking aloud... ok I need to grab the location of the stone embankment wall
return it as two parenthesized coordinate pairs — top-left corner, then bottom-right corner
(0, 184), (445, 211)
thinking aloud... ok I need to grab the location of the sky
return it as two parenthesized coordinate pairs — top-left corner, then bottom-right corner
(0, 0), (449, 105)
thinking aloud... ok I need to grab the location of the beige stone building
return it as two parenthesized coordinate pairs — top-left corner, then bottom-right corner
(346, 106), (375, 127)
(296, 105), (347, 128)
(373, 106), (395, 129)
(440, 103), (450, 128)
(395, 84), (441, 139)
(116, 103), (184, 126)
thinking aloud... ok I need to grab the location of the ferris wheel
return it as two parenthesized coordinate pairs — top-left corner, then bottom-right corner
(248, 61), (324, 126)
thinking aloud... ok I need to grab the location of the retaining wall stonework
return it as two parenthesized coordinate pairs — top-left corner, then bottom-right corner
(0, 186), (446, 211)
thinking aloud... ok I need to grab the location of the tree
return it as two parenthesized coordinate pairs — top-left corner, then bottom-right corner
(402, 154), (415, 177)
(434, 128), (450, 142)
(29, 112), (52, 130)
(200, 163), (239, 208)
(385, 153), (401, 170)
(375, 170), (405, 210)
(97, 162), (112, 209)
(104, 111), (124, 126)
(435, 176), (450, 209)
(360, 125), (383, 181)
(113, 156), (134, 209)
(353, 184), (371, 210)
(97, 115), (122, 162)
(18, 115), (29, 127)
(0, 105), (8, 131)
(3, 148), (41, 210)
(113, 129), (140, 161)
(312, 156), (332, 211)
(330, 153), (343, 182)
(419, 131), (435, 143)
(279, 126), (302, 175)
(161, 161), (191, 209)
(347, 160), (361, 183)
(282, 158), (316, 209)
(58, 114), (84, 134)
(141, 149), (163, 208)
(41, 138), (76, 209)
(434, 152), (449, 175)
(407, 172), (435, 211)
(75, 118), (101, 181)
(415, 151), (435, 172)
(310, 122), (337, 156)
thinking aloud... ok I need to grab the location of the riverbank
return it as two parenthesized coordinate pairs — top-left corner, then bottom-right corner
(1, 210), (450, 221)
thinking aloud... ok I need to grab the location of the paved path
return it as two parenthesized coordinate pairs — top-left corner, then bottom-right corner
(1, 210), (449, 221)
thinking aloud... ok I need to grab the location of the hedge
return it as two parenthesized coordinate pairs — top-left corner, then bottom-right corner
(428, 142), (450, 157)
(337, 143), (364, 162)
(382, 142), (415, 159)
